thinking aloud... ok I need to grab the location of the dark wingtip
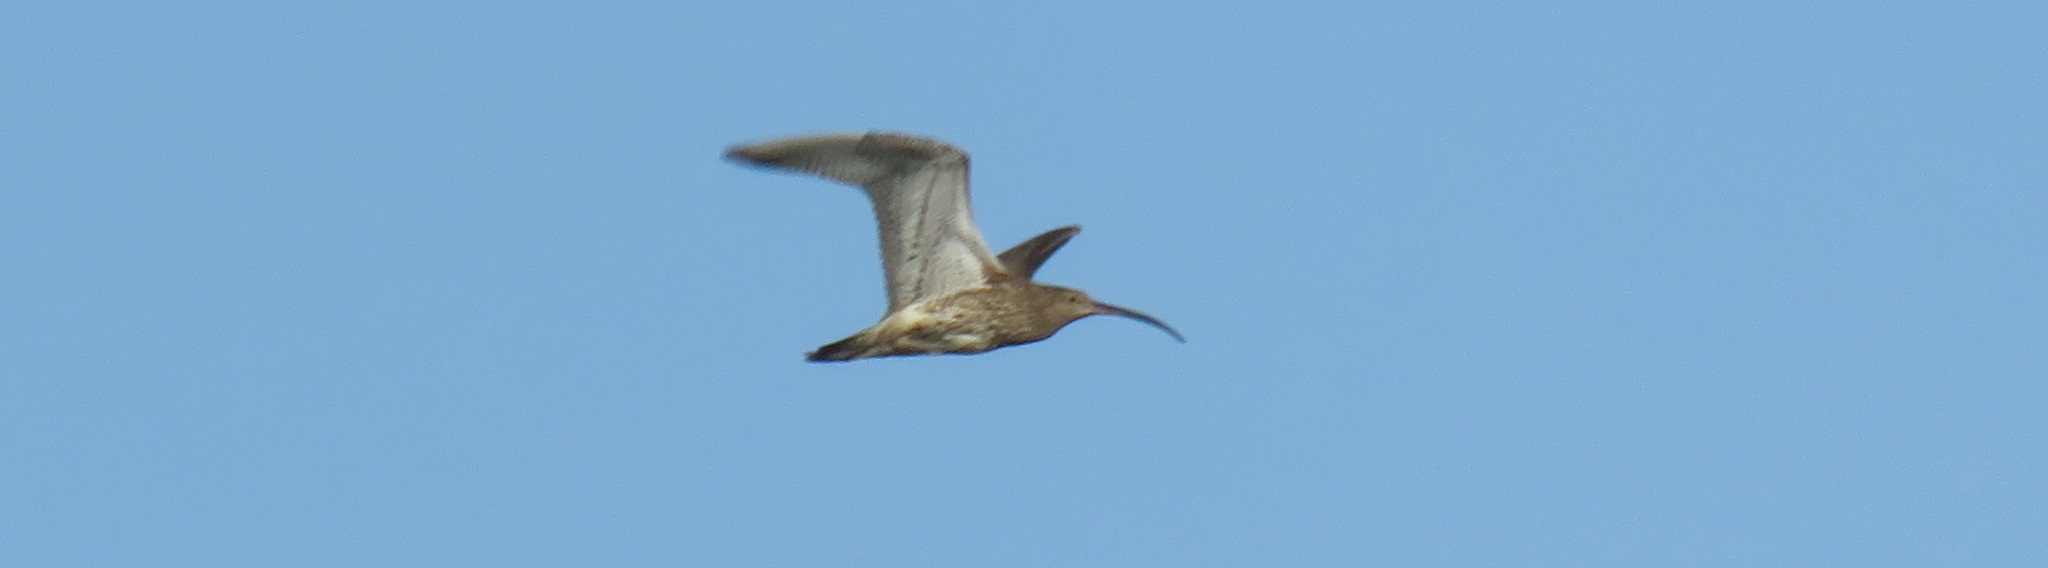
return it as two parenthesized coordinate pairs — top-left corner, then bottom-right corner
(805, 336), (860, 363)
(804, 350), (851, 363)
(722, 144), (773, 166)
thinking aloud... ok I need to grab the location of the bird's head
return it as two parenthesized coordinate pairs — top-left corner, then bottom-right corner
(1037, 286), (1185, 344)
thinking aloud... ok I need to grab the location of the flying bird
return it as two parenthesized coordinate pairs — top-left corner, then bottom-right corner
(723, 131), (1184, 361)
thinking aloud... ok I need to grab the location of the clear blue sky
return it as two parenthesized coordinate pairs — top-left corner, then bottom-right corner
(5, 1), (2043, 566)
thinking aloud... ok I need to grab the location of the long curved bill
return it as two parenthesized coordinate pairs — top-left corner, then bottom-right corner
(1091, 301), (1186, 343)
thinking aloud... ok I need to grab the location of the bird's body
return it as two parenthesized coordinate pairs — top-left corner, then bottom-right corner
(809, 278), (1076, 361)
(724, 131), (1182, 362)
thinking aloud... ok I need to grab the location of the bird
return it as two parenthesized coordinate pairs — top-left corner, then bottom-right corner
(723, 131), (1184, 362)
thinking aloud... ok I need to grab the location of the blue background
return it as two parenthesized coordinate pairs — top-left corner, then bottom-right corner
(5, 1), (2043, 565)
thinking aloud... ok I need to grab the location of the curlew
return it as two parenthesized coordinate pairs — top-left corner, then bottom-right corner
(723, 131), (1184, 362)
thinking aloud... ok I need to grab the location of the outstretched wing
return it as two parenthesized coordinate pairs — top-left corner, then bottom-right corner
(996, 225), (1080, 280)
(726, 132), (1004, 313)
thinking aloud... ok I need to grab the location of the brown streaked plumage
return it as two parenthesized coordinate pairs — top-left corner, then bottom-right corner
(723, 131), (1183, 362)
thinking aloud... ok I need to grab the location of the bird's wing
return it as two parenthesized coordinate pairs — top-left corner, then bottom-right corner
(996, 225), (1080, 280)
(726, 132), (1004, 312)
